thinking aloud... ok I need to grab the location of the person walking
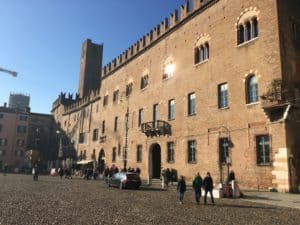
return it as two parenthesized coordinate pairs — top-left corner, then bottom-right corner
(203, 172), (215, 204)
(32, 164), (39, 181)
(192, 173), (203, 204)
(177, 176), (186, 204)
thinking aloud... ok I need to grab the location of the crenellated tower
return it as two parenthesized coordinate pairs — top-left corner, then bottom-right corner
(78, 39), (103, 98)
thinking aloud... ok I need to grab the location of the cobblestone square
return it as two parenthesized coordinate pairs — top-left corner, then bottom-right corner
(1, 174), (299, 225)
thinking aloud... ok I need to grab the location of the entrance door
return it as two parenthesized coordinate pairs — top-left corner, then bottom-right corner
(98, 149), (105, 173)
(151, 144), (161, 179)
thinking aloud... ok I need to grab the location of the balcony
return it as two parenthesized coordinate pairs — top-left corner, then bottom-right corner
(260, 79), (290, 121)
(141, 120), (171, 137)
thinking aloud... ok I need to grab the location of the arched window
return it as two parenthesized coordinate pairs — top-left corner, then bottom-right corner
(204, 43), (209, 60)
(200, 46), (204, 62)
(238, 25), (244, 44)
(194, 43), (209, 64)
(252, 18), (259, 38)
(245, 21), (251, 41)
(246, 75), (259, 103)
(237, 11), (259, 45)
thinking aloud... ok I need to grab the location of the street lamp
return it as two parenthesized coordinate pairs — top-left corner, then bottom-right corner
(56, 130), (63, 167)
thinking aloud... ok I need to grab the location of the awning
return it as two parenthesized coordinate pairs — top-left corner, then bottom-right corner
(76, 160), (94, 165)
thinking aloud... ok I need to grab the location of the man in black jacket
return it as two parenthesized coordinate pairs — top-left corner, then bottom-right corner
(203, 172), (215, 204)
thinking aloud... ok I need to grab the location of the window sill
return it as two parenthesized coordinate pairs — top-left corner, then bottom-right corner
(188, 161), (197, 164)
(257, 163), (272, 166)
(246, 102), (260, 107)
(188, 113), (196, 117)
(194, 59), (209, 67)
(237, 37), (259, 48)
(167, 161), (175, 164)
(218, 106), (229, 111)
(168, 118), (175, 121)
(140, 87), (148, 92)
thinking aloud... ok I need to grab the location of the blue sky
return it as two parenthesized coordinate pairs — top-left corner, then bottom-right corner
(0, 0), (186, 114)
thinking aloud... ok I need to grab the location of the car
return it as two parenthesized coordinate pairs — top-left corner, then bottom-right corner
(107, 172), (141, 189)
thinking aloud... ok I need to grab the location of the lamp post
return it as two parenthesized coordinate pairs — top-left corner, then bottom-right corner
(56, 130), (63, 167)
(123, 106), (129, 171)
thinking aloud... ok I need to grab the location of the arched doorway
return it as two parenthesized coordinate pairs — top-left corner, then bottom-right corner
(98, 149), (105, 173)
(150, 144), (161, 179)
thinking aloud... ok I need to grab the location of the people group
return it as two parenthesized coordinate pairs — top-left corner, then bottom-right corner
(177, 172), (215, 205)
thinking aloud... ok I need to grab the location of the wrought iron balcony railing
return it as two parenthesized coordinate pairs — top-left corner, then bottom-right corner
(141, 120), (171, 137)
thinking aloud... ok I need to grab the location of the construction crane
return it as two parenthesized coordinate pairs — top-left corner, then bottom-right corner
(0, 67), (17, 77)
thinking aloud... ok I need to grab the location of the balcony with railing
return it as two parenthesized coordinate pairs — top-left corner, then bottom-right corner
(260, 79), (291, 121)
(141, 120), (171, 137)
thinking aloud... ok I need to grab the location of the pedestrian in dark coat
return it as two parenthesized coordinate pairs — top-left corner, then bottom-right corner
(177, 176), (186, 204)
(192, 173), (203, 204)
(32, 164), (39, 181)
(203, 172), (215, 204)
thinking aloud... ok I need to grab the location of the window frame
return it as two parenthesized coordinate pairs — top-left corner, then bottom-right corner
(187, 140), (196, 163)
(167, 142), (175, 163)
(92, 129), (98, 141)
(168, 99), (175, 120)
(138, 108), (143, 127)
(256, 135), (271, 165)
(246, 75), (259, 104)
(112, 147), (117, 162)
(114, 117), (118, 132)
(188, 92), (196, 116)
(218, 83), (228, 109)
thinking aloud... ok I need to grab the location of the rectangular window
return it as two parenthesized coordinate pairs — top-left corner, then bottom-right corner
(137, 145), (142, 162)
(17, 126), (27, 133)
(92, 129), (98, 141)
(138, 109), (143, 127)
(126, 83), (133, 97)
(112, 147), (117, 162)
(256, 135), (270, 164)
(153, 104), (158, 128)
(188, 140), (196, 163)
(0, 138), (8, 146)
(0, 150), (6, 156)
(103, 95), (109, 106)
(153, 104), (158, 121)
(188, 93), (196, 116)
(17, 139), (25, 147)
(19, 115), (28, 121)
(218, 83), (228, 109)
(114, 117), (118, 132)
(140, 75), (149, 89)
(168, 99), (175, 120)
(79, 133), (85, 143)
(219, 138), (229, 164)
(102, 120), (105, 134)
(167, 142), (175, 163)
(113, 90), (119, 103)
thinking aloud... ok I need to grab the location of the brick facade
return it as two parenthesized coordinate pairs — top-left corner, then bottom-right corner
(52, 0), (300, 192)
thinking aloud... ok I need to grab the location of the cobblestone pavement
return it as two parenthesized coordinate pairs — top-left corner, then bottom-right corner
(1, 175), (300, 225)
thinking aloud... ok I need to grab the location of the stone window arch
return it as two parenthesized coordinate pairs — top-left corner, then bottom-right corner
(236, 8), (260, 45)
(194, 34), (210, 64)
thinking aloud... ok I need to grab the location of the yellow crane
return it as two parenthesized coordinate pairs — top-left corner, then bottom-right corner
(0, 67), (17, 77)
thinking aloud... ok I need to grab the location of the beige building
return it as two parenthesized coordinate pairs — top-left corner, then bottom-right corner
(0, 104), (57, 171)
(0, 106), (29, 169)
(52, 0), (300, 192)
